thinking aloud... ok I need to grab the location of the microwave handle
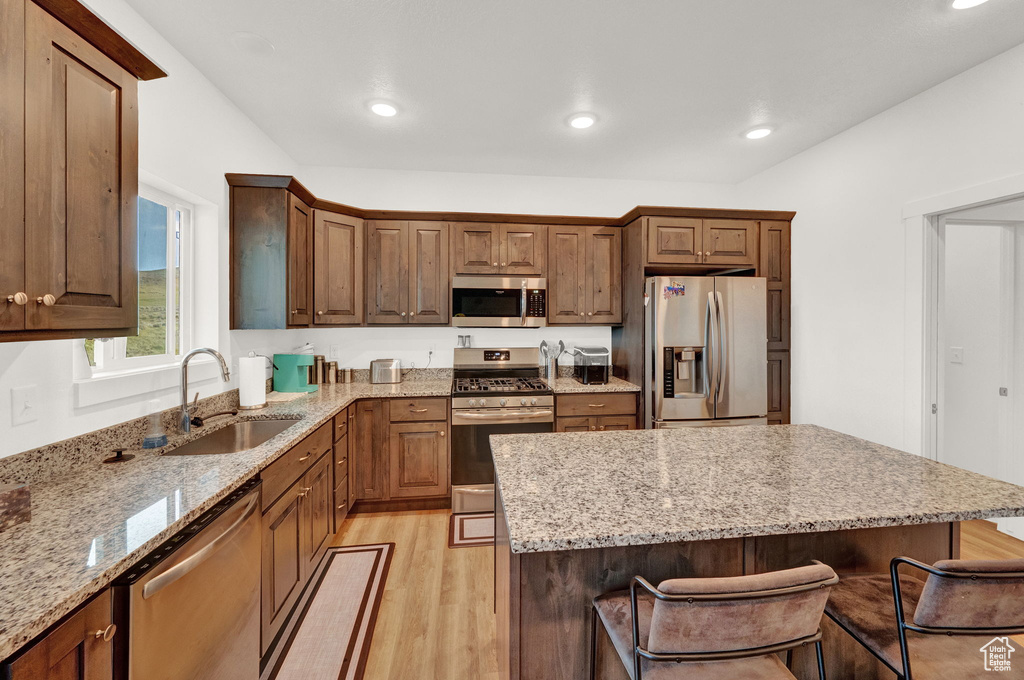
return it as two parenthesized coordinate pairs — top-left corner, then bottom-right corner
(520, 279), (527, 327)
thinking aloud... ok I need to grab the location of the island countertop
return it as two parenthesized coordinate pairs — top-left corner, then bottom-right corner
(490, 424), (1024, 554)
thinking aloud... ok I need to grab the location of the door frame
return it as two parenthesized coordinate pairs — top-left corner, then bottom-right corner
(903, 171), (1024, 460)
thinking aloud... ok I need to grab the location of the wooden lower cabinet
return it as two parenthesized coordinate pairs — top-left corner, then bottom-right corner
(388, 421), (448, 498)
(4, 589), (114, 679)
(261, 482), (304, 655)
(556, 415), (636, 432)
(352, 399), (386, 501)
(302, 453), (332, 575)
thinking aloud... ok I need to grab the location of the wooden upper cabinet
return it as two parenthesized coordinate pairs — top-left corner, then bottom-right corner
(231, 187), (290, 329)
(365, 221), (408, 324)
(547, 227), (586, 323)
(409, 222), (449, 324)
(452, 223), (499, 274)
(646, 217), (757, 267)
(0, 0), (25, 333)
(647, 217), (703, 265)
(366, 221), (449, 325)
(586, 227), (621, 324)
(23, 2), (138, 333)
(703, 219), (757, 266)
(6, 588), (113, 679)
(313, 210), (363, 325)
(287, 193), (313, 326)
(500, 225), (545, 275)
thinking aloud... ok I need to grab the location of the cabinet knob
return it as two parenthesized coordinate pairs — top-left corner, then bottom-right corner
(6, 292), (27, 305)
(590, 426), (596, 431)
(401, 311), (407, 317)
(501, 262), (506, 267)
(598, 425), (605, 431)
(440, 430), (445, 437)
(291, 309), (297, 314)
(409, 312), (415, 316)
(317, 311), (323, 316)
(587, 312), (593, 316)
(37, 294), (56, 306)
(493, 262), (498, 266)
(94, 624), (116, 642)
(298, 487), (312, 497)
(579, 312), (585, 316)
(697, 251), (703, 257)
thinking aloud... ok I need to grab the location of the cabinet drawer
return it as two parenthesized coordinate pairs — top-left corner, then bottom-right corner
(334, 409), (348, 441)
(334, 440), (348, 483)
(389, 397), (448, 422)
(262, 421), (333, 508)
(334, 475), (349, 527)
(556, 393), (637, 417)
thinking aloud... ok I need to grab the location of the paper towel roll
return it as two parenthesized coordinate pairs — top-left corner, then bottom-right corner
(238, 356), (267, 409)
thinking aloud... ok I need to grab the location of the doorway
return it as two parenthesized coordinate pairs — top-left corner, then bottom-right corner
(933, 198), (1024, 538)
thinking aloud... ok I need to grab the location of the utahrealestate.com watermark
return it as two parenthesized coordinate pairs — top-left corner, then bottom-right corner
(981, 637), (1016, 672)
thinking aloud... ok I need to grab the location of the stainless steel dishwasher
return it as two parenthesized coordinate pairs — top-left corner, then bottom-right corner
(113, 478), (262, 680)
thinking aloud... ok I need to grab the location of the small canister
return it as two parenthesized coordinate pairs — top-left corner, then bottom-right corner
(340, 368), (353, 383)
(326, 361), (338, 384)
(311, 355), (325, 385)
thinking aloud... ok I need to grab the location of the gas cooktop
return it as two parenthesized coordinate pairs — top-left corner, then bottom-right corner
(452, 377), (551, 395)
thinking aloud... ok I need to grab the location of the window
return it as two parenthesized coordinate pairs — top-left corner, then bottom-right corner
(85, 185), (192, 371)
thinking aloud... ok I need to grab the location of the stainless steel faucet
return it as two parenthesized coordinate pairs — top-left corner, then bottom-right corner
(180, 348), (232, 433)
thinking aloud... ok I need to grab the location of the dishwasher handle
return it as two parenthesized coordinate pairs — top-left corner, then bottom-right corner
(142, 492), (259, 600)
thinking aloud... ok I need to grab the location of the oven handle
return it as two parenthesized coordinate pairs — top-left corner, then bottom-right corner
(452, 409), (554, 425)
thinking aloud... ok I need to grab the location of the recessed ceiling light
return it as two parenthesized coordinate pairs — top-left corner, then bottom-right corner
(952, 0), (989, 8)
(370, 102), (398, 117)
(568, 113), (596, 129)
(230, 31), (275, 56)
(745, 127), (773, 140)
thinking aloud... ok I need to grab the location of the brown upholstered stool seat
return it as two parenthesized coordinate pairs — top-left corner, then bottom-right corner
(826, 563), (1024, 679)
(594, 589), (797, 680)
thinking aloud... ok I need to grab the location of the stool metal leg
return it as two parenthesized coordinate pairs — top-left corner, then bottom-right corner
(815, 640), (827, 680)
(590, 606), (597, 680)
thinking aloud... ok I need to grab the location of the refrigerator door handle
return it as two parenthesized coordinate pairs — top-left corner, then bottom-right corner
(715, 290), (726, 404)
(706, 291), (718, 406)
(703, 294), (713, 402)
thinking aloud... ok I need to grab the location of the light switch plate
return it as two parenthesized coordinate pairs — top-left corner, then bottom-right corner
(949, 346), (964, 364)
(11, 385), (38, 426)
(329, 345), (341, 361)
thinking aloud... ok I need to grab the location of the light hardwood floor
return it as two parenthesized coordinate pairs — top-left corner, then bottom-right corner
(333, 513), (1024, 680)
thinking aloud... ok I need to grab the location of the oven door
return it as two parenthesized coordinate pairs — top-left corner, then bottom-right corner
(450, 408), (553, 513)
(451, 276), (546, 327)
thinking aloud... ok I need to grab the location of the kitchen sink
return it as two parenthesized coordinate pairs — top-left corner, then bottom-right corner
(163, 418), (302, 456)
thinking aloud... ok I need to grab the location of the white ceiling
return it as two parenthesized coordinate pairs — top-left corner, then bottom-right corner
(123, 0), (1024, 183)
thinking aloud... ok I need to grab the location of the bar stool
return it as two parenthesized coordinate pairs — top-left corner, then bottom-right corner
(591, 562), (838, 680)
(825, 557), (1024, 679)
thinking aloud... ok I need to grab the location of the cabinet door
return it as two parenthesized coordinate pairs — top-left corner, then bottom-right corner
(0, 0), (25, 332)
(452, 223), (499, 274)
(287, 193), (313, 327)
(261, 484), (304, 654)
(760, 220), (791, 351)
(388, 421), (448, 498)
(586, 227), (621, 324)
(352, 399), (387, 501)
(302, 453), (332, 573)
(646, 217), (702, 265)
(547, 226), (586, 324)
(313, 210), (363, 324)
(6, 589), (113, 680)
(500, 225), (545, 275)
(409, 221), (449, 324)
(767, 351), (791, 425)
(365, 221), (409, 324)
(595, 415), (635, 431)
(556, 416), (593, 432)
(703, 219), (758, 267)
(24, 3), (138, 332)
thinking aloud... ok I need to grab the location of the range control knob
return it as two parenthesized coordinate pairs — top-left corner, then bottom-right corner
(520, 398), (527, 405)
(468, 399), (477, 407)
(479, 399), (486, 407)
(531, 398), (538, 405)
(499, 398), (507, 406)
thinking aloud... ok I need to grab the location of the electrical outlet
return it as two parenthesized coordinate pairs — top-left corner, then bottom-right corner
(11, 385), (38, 426)
(329, 345), (341, 361)
(948, 346), (964, 364)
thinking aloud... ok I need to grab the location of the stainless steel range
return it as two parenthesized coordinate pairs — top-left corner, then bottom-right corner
(450, 347), (553, 514)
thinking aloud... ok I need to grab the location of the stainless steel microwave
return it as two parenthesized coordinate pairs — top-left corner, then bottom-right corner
(451, 276), (546, 327)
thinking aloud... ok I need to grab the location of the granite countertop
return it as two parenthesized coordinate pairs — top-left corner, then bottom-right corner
(547, 376), (640, 393)
(491, 424), (1024, 554)
(0, 379), (450, 661)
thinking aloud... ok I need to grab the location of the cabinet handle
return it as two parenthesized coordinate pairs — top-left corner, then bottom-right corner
(349, 413), (355, 420)
(588, 404), (605, 408)
(337, 458), (346, 465)
(337, 503), (346, 510)
(298, 453), (311, 462)
(37, 294), (56, 306)
(298, 487), (312, 497)
(6, 292), (27, 305)
(409, 408), (428, 413)
(94, 624), (117, 642)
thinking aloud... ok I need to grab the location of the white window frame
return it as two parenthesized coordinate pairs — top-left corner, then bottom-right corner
(91, 183), (194, 374)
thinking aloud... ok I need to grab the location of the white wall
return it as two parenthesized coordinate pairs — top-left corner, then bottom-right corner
(941, 224), (1008, 477)
(0, 0), (297, 458)
(736, 41), (1024, 450)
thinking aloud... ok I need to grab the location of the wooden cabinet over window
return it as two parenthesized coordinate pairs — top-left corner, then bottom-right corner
(0, 0), (165, 342)
(365, 221), (449, 325)
(452, 223), (545, 276)
(548, 226), (621, 324)
(646, 217), (758, 268)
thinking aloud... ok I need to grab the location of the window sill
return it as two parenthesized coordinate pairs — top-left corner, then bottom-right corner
(74, 357), (225, 409)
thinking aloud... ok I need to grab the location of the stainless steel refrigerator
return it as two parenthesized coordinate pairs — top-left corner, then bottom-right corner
(645, 276), (768, 428)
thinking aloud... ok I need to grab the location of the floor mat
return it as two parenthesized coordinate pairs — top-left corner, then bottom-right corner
(263, 543), (394, 680)
(448, 512), (495, 548)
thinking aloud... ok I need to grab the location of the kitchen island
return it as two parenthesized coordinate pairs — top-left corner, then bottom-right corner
(491, 424), (1024, 680)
